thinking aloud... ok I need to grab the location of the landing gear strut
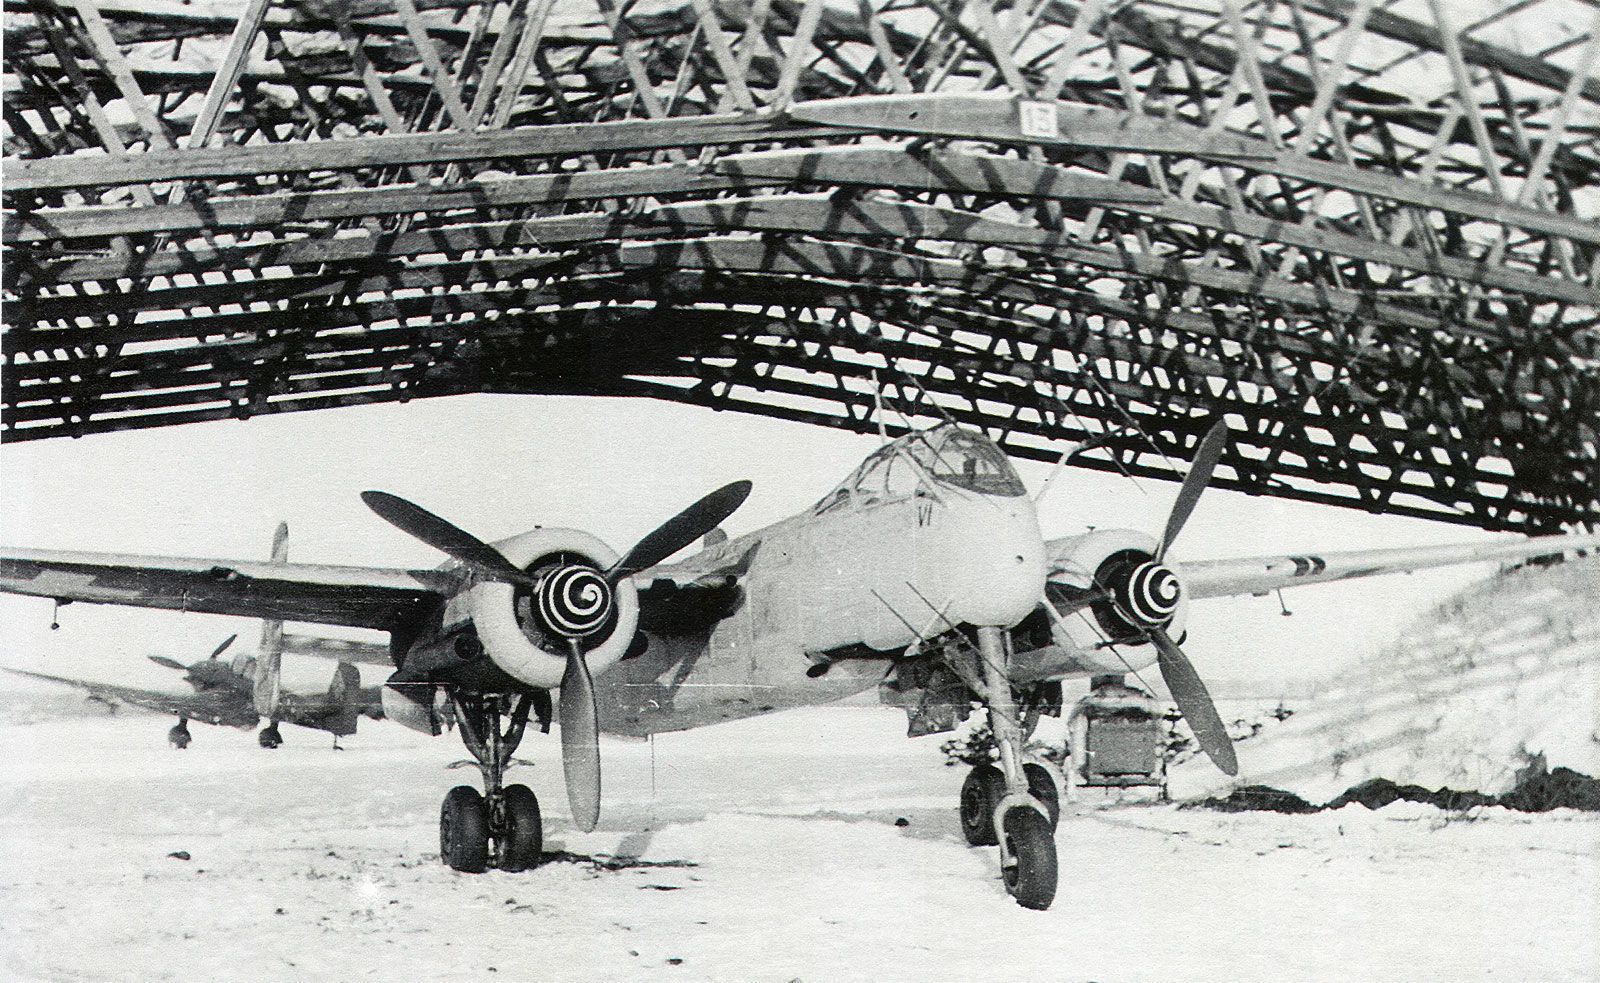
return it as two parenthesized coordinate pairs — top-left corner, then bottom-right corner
(168, 715), (191, 750)
(442, 693), (543, 873)
(258, 722), (283, 749)
(971, 626), (1057, 910)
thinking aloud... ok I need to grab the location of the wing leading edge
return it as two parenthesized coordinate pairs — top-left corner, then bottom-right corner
(0, 667), (256, 726)
(0, 549), (463, 631)
(1174, 532), (1600, 601)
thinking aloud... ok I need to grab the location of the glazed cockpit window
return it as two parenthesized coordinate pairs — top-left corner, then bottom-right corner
(852, 447), (895, 506)
(919, 430), (1027, 496)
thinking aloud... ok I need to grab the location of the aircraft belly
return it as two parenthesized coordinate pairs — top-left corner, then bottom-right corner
(596, 626), (885, 737)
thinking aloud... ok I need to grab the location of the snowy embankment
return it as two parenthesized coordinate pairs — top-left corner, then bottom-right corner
(1170, 555), (1600, 804)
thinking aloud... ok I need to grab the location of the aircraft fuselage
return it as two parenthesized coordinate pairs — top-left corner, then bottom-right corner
(596, 432), (1048, 735)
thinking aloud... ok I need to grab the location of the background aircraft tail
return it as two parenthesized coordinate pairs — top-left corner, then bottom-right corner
(324, 662), (362, 736)
(252, 522), (288, 716)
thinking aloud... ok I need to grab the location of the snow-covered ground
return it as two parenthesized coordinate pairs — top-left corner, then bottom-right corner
(0, 702), (1595, 982)
(3, 558), (1598, 982)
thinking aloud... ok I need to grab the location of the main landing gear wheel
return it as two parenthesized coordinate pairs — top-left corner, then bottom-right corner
(497, 784), (544, 872)
(1001, 808), (1058, 911)
(258, 722), (283, 749)
(168, 717), (191, 750)
(440, 785), (490, 873)
(960, 765), (1005, 846)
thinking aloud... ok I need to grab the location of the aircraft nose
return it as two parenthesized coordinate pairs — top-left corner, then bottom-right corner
(942, 495), (1046, 629)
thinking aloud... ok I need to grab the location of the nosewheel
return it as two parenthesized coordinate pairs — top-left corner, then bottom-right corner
(440, 693), (547, 873)
(1000, 808), (1058, 911)
(960, 762), (1059, 844)
(965, 626), (1061, 910)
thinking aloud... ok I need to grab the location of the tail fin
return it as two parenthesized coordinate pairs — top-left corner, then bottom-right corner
(325, 662), (362, 736)
(252, 522), (289, 716)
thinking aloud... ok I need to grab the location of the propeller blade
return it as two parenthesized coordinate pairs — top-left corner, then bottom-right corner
(208, 634), (238, 660)
(558, 640), (602, 832)
(1156, 419), (1228, 561)
(1151, 628), (1238, 776)
(608, 480), (753, 583)
(148, 655), (187, 671)
(361, 491), (535, 587)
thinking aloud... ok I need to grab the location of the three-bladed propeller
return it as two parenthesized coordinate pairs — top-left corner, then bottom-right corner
(361, 480), (753, 830)
(148, 633), (238, 672)
(1148, 419), (1238, 775)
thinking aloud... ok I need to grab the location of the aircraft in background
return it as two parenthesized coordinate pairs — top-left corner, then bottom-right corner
(3, 421), (1595, 908)
(4, 632), (379, 748)
(3, 524), (385, 749)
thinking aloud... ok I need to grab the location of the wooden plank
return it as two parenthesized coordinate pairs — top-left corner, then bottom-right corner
(178, 0), (271, 149)
(710, 146), (1594, 305)
(771, 0), (826, 112)
(785, 92), (1285, 159)
(3, 112), (835, 192)
(68, 0), (174, 149)
(638, 199), (1552, 342)
(713, 145), (1164, 202)
(392, 0), (474, 130)
(1301, 0), (1600, 104)
(6, 163), (750, 240)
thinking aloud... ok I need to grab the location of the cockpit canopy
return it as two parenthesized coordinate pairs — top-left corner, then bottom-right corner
(816, 425), (1027, 512)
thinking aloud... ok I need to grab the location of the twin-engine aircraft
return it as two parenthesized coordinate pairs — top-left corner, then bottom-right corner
(3, 524), (385, 748)
(2, 422), (1594, 908)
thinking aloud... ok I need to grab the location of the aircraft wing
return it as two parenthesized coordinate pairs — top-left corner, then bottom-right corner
(1175, 532), (1600, 601)
(0, 549), (462, 631)
(279, 633), (394, 666)
(1, 667), (252, 725)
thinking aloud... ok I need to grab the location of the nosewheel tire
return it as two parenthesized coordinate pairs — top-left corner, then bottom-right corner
(498, 784), (544, 872)
(440, 785), (489, 873)
(960, 764), (1006, 846)
(1024, 762), (1060, 829)
(1001, 808), (1058, 911)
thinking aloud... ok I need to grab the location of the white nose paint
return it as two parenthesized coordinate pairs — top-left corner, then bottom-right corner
(938, 491), (1047, 628)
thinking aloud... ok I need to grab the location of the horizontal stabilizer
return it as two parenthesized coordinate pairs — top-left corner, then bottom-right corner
(280, 633), (393, 666)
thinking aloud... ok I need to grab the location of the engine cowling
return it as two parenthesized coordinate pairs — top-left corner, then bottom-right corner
(1044, 529), (1190, 674)
(469, 527), (640, 690)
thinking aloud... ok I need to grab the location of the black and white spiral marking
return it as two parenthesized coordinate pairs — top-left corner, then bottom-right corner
(537, 565), (613, 638)
(1119, 561), (1181, 626)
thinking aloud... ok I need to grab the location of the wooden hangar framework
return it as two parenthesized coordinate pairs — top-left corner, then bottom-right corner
(2, 0), (1597, 532)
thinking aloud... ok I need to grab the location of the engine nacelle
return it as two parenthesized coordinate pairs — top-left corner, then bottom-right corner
(1044, 528), (1190, 674)
(469, 527), (640, 690)
(382, 682), (446, 736)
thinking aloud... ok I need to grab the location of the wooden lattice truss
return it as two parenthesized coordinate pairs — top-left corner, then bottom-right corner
(3, 0), (1597, 531)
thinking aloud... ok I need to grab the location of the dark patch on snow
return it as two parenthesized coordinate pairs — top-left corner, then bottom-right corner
(1325, 778), (1496, 812)
(539, 850), (699, 872)
(166, 850), (191, 861)
(1497, 767), (1600, 812)
(1183, 785), (1320, 814)
(1187, 766), (1600, 815)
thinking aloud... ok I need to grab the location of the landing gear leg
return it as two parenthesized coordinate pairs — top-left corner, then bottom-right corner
(976, 626), (1057, 911)
(258, 722), (283, 749)
(168, 715), (191, 750)
(449, 693), (542, 873)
